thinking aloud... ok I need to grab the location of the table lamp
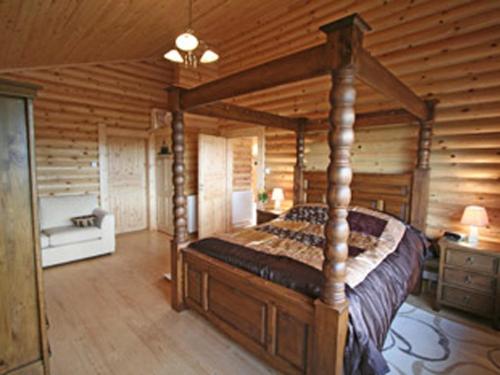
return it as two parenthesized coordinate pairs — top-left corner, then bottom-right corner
(460, 205), (489, 245)
(271, 188), (284, 211)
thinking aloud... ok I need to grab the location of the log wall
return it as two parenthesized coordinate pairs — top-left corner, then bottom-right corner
(1, 60), (175, 198)
(0, 62), (220, 201)
(231, 137), (253, 192)
(223, 0), (500, 243)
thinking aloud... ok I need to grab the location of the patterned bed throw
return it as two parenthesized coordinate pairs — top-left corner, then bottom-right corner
(217, 204), (406, 288)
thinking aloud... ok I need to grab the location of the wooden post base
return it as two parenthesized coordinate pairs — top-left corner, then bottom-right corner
(312, 299), (349, 375)
(170, 240), (190, 312)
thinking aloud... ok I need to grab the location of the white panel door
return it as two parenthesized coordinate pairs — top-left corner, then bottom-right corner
(198, 134), (228, 238)
(107, 136), (147, 234)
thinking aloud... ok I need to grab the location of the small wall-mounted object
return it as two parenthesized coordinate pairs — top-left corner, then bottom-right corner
(158, 142), (171, 156)
(151, 108), (171, 130)
(91, 160), (98, 168)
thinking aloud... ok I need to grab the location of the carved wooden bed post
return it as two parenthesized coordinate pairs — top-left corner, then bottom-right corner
(313, 15), (370, 374)
(410, 100), (436, 232)
(293, 119), (306, 205)
(168, 86), (188, 311)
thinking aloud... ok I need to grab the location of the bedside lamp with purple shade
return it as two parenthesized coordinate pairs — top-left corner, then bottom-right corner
(460, 205), (489, 245)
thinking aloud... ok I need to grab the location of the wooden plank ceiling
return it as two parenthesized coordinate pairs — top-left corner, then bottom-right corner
(0, 0), (282, 71)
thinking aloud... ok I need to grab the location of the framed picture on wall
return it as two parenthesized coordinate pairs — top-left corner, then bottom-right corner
(151, 109), (171, 130)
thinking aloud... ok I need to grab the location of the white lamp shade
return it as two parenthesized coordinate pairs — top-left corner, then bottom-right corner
(200, 49), (219, 63)
(175, 31), (199, 51)
(461, 205), (489, 227)
(164, 49), (184, 63)
(271, 188), (284, 201)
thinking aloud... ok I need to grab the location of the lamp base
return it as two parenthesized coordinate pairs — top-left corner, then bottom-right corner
(274, 200), (281, 211)
(467, 225), (479, 245)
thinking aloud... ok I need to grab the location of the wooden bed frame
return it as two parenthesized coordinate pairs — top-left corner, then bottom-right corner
(166, 14), (436, 374)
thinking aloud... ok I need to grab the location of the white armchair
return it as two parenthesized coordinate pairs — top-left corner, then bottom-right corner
(39, 195), (115, 267)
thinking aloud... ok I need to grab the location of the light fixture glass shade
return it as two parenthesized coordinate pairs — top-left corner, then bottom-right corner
(175, 31), (199, 51)
(461, 205), (489, 227)
(164, 49), (184, 63)
(200, 49), (219, 63)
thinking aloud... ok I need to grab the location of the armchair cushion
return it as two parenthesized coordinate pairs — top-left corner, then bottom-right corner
(71, 215), (97, 227)
(44, 226), (102, 247)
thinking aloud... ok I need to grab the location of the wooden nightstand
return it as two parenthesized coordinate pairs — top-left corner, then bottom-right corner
(256, 208), (282, 224)
(437, 238), (500, 329)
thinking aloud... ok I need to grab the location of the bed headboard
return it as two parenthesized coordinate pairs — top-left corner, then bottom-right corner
(303, 171), (413, 222)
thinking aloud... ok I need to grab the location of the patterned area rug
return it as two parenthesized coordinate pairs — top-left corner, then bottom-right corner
(383, 303), (500, 374)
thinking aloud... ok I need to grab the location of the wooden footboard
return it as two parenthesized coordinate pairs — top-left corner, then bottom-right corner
(183, 247), (316, 374)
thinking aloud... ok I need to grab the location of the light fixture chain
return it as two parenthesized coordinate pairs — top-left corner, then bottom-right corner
(188, 0), (192, 29)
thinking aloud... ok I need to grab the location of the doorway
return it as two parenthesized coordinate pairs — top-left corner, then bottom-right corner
(198, 130), (264, 238)
(107, 135), (148, 234)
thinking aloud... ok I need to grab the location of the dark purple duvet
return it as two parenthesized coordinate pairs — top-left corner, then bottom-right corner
(190, 222), (427, 374)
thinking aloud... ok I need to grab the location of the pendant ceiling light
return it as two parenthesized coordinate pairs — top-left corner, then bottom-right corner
(164, 0), (219, 68)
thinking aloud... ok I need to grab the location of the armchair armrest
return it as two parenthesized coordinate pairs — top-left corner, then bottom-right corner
(93, 208), (113, 229)
(92, 208), (116, 253)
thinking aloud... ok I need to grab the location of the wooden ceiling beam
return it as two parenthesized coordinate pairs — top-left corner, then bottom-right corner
(188, 102), (300, 131)
(180, 13), (429, 125)
(357, 49), (429, 120)
(181, 46), (428, 122)
(305, 109), (418, 132)
(180, 45), (328, 109)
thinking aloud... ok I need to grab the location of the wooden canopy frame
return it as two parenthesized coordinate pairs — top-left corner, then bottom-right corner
(166, 14), (435, 375)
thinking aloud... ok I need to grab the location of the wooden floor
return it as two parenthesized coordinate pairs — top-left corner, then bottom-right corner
(43, 231), (276, 375)
(43, 231), (496, 375)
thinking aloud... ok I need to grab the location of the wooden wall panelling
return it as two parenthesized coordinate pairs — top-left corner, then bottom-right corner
(231, 137), (253, 192)
(264, 128), (299, 208)
(35, 123), (100, 198)
(148, 132), (158, 231)
(221, 1), (500, 244)
(0, 59), (174, 202)
(98, 124), (109, 210)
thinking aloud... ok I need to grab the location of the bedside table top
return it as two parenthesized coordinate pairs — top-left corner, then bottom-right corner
(257, 207), (286, 216)
(439, 238), (500, 256)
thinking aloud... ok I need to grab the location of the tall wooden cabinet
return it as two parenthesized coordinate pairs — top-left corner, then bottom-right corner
(0, 80), (50, 374)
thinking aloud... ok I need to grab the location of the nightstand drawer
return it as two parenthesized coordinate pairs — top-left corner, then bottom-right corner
(445, 250), (497, 274)
(443, 268), (496, 294)
(441, 286), (494, 317)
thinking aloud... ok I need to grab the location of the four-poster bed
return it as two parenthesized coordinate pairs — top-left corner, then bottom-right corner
(166, 14), (435, 375)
